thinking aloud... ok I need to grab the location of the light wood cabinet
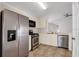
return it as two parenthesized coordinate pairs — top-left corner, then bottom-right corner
(39, 19), (48, 28)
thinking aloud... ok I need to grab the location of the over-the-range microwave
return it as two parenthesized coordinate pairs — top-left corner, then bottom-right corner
(29, 20), (36, 27)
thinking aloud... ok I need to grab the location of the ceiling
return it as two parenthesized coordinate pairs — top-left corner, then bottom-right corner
(4, 2), (72, 24)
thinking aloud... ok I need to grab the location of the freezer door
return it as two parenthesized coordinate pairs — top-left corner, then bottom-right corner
(2, 9), (19, 57)
(18, 14), (29, 57)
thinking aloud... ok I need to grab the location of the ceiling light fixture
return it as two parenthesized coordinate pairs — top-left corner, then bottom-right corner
(37, 2), (47, 10)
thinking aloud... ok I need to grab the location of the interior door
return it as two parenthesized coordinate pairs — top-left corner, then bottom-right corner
(76, 2), (79, 56)
(18, 14), (29, 57)
(2, 9), (19, 57)
(72, 2), (78, 57)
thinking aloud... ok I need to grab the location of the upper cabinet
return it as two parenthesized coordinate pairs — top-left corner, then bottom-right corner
(39, 19), (48, 28)
(36, 19), (40, 28)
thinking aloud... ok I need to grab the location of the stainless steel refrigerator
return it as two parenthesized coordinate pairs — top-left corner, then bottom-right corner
(0, 9), (29, 57)
(57, 35), (68, 49)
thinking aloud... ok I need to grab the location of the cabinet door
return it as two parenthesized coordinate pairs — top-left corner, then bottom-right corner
(18, 14), (29, 57)
(39, 19), (48, 28)
(3, 9), (18, 57)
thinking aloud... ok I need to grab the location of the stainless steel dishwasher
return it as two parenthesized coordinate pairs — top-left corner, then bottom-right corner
(57, 35), (68, 49)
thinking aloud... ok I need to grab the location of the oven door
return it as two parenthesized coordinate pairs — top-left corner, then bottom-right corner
(32, 37), (39, 45)
(31, 36), (39, 50)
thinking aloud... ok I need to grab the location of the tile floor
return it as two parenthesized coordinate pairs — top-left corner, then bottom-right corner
(29, 44), (72, 57)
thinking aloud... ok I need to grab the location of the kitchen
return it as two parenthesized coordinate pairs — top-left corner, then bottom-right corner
(0, 2), (72, 57)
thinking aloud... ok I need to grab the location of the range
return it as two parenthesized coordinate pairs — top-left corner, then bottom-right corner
(29, 30), (39, 51)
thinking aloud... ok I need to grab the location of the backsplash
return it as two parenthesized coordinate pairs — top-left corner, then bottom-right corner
(29, 27), (39, 33)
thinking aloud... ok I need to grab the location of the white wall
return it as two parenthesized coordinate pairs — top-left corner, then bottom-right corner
(48, 23), (58, 33)
(58, 17), (72, 35)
